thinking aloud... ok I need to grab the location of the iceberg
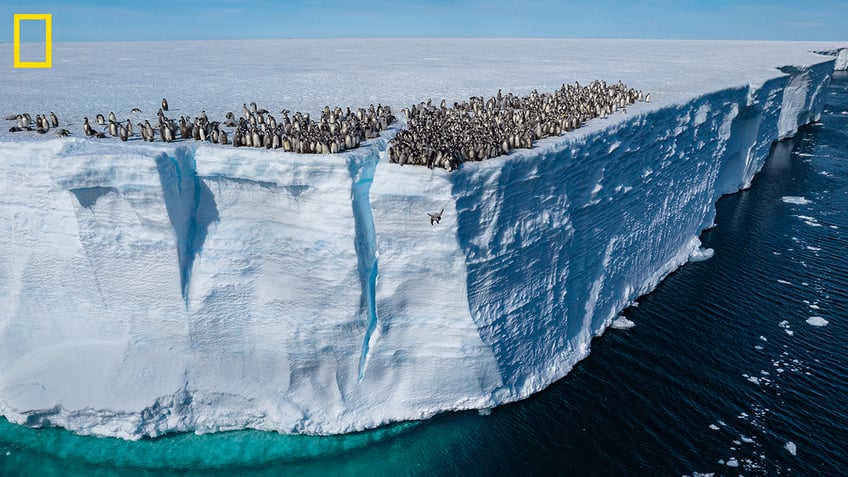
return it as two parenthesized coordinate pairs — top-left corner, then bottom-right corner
(0, 39), (842, 439)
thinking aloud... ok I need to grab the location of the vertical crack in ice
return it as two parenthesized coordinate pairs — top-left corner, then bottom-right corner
(348, 153), (380, 381)
(155, 147), (219, 307)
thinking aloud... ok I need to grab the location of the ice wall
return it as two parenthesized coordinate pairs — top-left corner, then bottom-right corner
(0, 58), (835, 439)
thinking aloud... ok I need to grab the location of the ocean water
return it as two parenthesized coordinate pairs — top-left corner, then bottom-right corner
(2, 72), (846, 476)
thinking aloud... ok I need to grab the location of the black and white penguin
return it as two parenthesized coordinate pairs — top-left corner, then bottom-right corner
(162, 98), (169, 111)
(49, 112), (59, 127)
(427, 208), (444, 225)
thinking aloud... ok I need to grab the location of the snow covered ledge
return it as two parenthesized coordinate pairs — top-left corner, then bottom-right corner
(0, 57), (836, 439)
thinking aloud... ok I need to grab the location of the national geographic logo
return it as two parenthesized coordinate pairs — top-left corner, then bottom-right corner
(13, 13), (53, 68)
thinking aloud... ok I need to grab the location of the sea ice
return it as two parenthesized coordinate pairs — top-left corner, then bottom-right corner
(610, 316), (636, 330)
(781, 196), (811, 205)
(0, 39), (840, 439)
(785, 441), (797, 456)
(688, 247), (715, 262)
(806, 316), (828, 327)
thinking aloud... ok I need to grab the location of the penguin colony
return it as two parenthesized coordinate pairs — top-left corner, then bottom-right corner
(4, 81), (648, 170)
(389, 80), (647, 171)
(5, 99), (395, 154)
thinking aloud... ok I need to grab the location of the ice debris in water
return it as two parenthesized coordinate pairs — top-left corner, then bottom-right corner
(781, 196), (811, 205)
(688, 247), (715, 262)
(610, 316), (635, 330)
(806, 316), (828, 327)
(785, 441), (797, 456)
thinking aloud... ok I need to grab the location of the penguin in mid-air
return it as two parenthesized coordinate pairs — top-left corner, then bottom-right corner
(427, 208), (444, 225)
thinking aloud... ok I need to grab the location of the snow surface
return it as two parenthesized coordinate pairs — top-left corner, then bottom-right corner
(0, 39), (843, 439)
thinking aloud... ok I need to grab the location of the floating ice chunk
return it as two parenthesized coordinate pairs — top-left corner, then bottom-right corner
(611, 316), (635, 330)
(795, 215), (823, 227)
(746, 375), (761, 385)
(754, 345), (764, 350)
(785, 329), (795, 336)
(709, 424), (720, 431)
(777, 279), (792, 285)
(806, 316), (828, 327)
(689, 247), (715, 262)
(778, 320), (790, 328)
(785, 441), (797, 456)
(726, 458), (739, 467)
(741, 436), (755, 443)
(781, 196), (811, 205)
(809, 304), (820, 310)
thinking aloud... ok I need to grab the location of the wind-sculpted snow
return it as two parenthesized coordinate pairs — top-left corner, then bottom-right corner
(0, 43), (840, 439)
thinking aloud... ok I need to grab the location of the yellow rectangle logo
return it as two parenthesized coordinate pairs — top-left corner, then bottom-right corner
(14, 13), (53, 69)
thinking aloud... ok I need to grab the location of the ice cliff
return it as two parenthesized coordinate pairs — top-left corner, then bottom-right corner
(0, 54), (836, 440)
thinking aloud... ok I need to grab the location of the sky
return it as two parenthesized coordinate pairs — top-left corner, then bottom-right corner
(1, 0), (847, 43)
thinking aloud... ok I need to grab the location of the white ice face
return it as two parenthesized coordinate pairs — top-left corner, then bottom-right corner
(0, 39), (841, 439)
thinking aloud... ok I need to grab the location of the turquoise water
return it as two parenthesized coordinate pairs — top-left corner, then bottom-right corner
(3, 72), (847, 475)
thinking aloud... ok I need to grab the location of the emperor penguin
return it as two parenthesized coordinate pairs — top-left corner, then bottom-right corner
(162, 98), (169, 111)
(83, 117), (93, 136)
(427, 208), (444, 225)
(49, 112), (59, 127)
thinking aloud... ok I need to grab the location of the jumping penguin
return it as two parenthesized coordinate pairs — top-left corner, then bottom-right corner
(427, 208), (444, 225)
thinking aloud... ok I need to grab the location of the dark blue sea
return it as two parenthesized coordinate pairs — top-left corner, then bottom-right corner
(2, 72), (847, 476)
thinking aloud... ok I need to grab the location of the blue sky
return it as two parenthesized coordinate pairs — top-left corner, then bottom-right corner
(2, 0), (846, 42)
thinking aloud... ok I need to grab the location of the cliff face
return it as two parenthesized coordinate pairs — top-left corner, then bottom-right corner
(0, 56), (835, 440)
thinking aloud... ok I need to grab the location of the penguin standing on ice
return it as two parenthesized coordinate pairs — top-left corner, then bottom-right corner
(162, 98), (169, 111)
(49, 112), (59, 127)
